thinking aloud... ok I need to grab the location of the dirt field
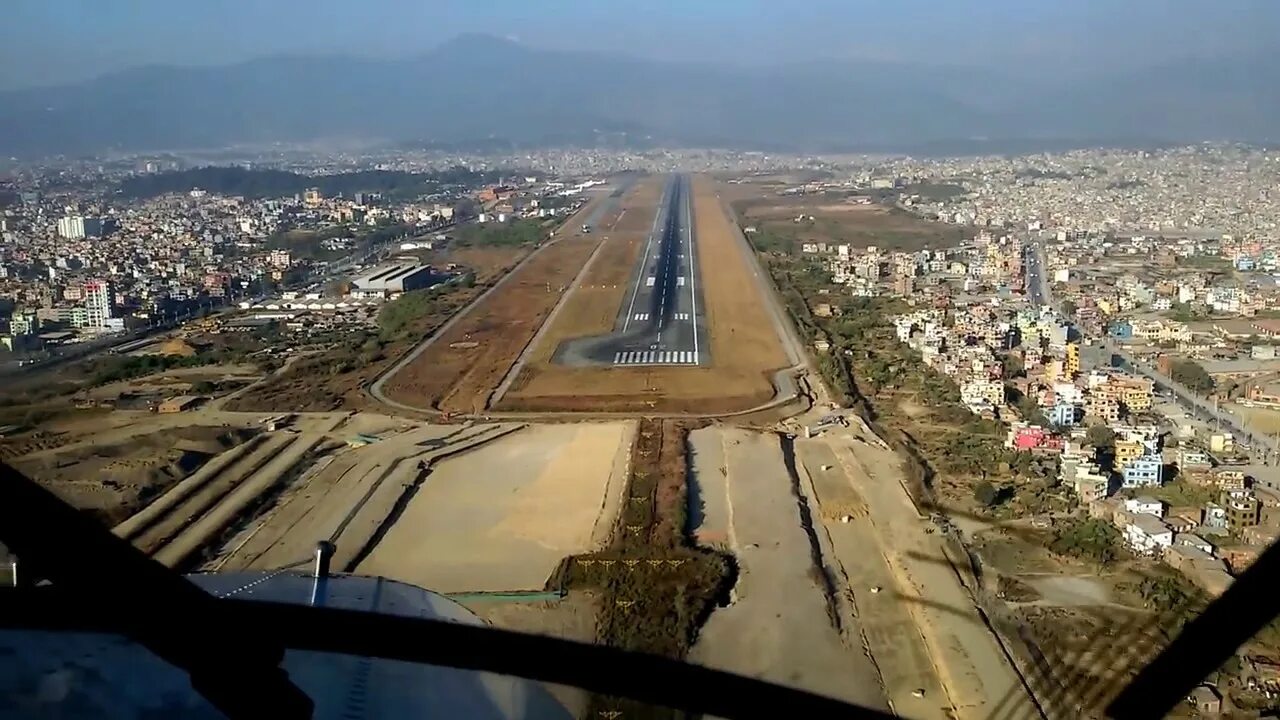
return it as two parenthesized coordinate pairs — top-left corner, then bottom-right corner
(737, 194), (966, 252)
(818, 427), (1037, 720)
(1228, 403), (1280, 434)
(353, 422), (633, 593)
(498, 175), (791, 414)
(10, 425), (257, 526)
(213, 420), (526, 573)
(85, 363), (263, 401)
(381, 219), (605, 414)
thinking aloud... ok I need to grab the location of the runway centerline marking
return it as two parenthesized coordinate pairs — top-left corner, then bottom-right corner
(622, 178), (670, 333)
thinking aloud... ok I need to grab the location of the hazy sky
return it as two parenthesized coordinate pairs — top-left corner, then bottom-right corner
(4, 0), (1278, 89)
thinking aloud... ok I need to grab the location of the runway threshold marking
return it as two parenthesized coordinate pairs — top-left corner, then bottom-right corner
(610, 349), (701, 365)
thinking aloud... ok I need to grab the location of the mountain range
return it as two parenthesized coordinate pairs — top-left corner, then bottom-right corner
(2, 34), (1278, 156)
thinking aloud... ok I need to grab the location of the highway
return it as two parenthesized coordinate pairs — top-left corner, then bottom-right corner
(556, 174), (708, 367)
(1024, 241), (1050, 307)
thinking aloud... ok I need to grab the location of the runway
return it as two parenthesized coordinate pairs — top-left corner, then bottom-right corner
(554, 174), (709, 367)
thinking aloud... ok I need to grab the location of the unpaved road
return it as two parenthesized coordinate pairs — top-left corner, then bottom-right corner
(688, 426), (890, 712)
(824, 430), (1038, 720)
(797, 439), (950, 719)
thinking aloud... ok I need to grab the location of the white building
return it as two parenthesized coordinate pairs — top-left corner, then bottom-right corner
(1123, 513), (1173, 557)
(1124, 496), (1165, 518)
(82, 280), (113, 329)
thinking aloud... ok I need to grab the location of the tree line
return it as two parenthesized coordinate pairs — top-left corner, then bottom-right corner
(117, 166), (505, 201)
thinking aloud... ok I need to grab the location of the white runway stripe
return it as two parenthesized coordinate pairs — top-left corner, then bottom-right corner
(614, 349), (710, 366)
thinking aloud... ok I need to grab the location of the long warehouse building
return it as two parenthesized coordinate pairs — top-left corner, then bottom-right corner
(350, 262), (450, 298)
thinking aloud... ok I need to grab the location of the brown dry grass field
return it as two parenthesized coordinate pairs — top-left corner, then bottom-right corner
(381, 207), (607, 414)
(736, 193), (965, 252)
(498, 175), (790, 414)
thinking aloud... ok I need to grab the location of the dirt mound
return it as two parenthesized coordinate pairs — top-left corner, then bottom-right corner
(154, 338), (198, 357)
(0, 431), (67, 461)
(172, 427), (255, 455)
(10, 426), (258, 526)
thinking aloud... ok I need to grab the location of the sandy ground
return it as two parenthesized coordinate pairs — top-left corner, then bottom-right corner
(354, 422), (634, 593)
(11, 424), (256, 526)
(1228, 402), (1280, 434)
(822, 430), (1038, 720)
(215, 422), (517, 571)
(1023, 575), (1113, 607)
(687, 426), (890, 712)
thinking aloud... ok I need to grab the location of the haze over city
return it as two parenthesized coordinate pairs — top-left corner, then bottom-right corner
(2, 0), (1280, 155)
(2, 3), (1280, 720)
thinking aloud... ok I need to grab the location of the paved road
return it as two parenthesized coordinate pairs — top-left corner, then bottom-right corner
(556, 174), (708, 367)
(1024, 242), (1049, 307)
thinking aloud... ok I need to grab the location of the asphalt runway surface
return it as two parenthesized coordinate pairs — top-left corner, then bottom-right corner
(555, 174), (709, 367)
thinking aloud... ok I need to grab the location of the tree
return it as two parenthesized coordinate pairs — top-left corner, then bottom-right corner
(1136, 575), (1202, 613)
(1014, 393), (1049, 426)
(191, 381), (216, 394)
(1061, 299), (1078, 316)
(1170, 359), (1215, 395)
(1002, 353), (1025, 378)
(974, 481), (998, 506)
(1050, 518), (1122, 564)
(1086, 425), (1116, 448)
